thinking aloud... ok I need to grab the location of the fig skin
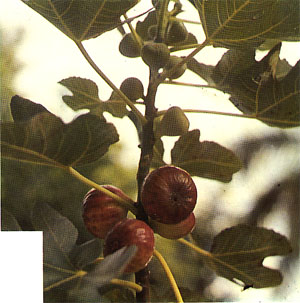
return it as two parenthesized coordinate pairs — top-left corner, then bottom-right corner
(141, 42), (170, 70)
(120, 77), (144, 101)
(104, 218), (155, 273)
(151, 212), (195, 239)
(157, 106), (189, 137)
(141, 165), (197, 224)
(119, 33), (142, 58)
(164, 56), (187, 79)
(82, 186), (129, 239)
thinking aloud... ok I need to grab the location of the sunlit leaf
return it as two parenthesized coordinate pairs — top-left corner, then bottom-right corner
(194, 0), (300, 48)
(69, 239), (103, 270)
(84, 246), (137, 285)
(212, 44), (300, 128)
(1, 209), (22, 231)
(171, 130), (242, 182)
(1, 109), (119, 167)
(67, 246), (138, 302)
(22, 0), (140, 41)
(207, 225), (292, 288)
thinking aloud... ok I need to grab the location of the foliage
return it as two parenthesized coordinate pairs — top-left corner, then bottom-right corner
(1, 0), (299, 302)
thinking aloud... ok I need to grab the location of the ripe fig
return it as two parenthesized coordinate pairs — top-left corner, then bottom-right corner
(104, 218), (155, 273)
(141, 42), (170, 70)
(82, 186), (129, 239)
(119, 33), (142, 58)
(165, 21), (188, 45)
(141, 165), (197, 224)
(120, 77), (144, 101)
(164, 55), (187, 79)
(157, 106), (189, 137)
(151, 212), (195, 239)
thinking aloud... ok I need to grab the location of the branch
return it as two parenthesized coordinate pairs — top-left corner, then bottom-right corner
(75, 41), (146, 125)
(159, 39), (210, 82)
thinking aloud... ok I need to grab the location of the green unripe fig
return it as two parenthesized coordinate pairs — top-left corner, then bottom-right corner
(164, 56), (187, 79)
(119, 33), (142, 58)
(165, 21), (188, 45)
(147, 24), (158, 40)
(157, 106), (189, 137)
(141, 42), (170, 70)
(120, 77), (144, 101)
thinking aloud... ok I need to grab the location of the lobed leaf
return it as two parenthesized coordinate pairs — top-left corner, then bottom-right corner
(212, 44), (300, 128)
(10, 95), (49, 122)
(207, 225), (292, 288)
(31, 202), (78, 270)
(22, 0), (140, 41)
(67, 246), (138, 302)
(1, 99), (119, 167)
(69, 239), (103, 270)
(171, 130), (242, 182)
(59, 77), (103, 113)
(194, 0), (300, 49)
(60, 77), (129, 118)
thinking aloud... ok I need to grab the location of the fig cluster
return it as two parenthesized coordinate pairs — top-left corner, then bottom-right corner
(82, 165), (197, 273)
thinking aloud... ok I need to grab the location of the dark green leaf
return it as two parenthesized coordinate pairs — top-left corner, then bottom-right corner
(67, 246), (137, 301)
(22, 0), (139, 41)
(60, 77), (129, 118)
(1, 111), (119, 167)
(212, 45), (300, 128)
(208, 225), (292, 288)
(136, 11), (157, 41)
(171, 130), (242, 182)
(186, 58), (215, 86)
(10, 95), (49, 122)
(31, 202), (78, 270)
(151, 138), (166, 168)
(195, 0), (300, 48)
(1, 209), (22, 231)
(84, 246), (137, 285)
(70, 239), (103, 270)
(59, 77), (103, 113)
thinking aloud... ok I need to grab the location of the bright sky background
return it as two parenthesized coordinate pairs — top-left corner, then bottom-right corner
(1, 0), (299, 301)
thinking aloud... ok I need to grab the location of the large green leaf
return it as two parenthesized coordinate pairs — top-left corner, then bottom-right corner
(195, 0), (300, 48)
(207, 225), (292, 288)
(1, 107), (119, 167)
(31, 201), (78, 290)
(212, 44), (300, 128)
(60, 77), (129, 118)
(1, 209), (22, 231)
(22, 0), (139, 41)
(10, 95), (50, 122)
(31, 202), (137, 299)
(171, 130), (242, 182)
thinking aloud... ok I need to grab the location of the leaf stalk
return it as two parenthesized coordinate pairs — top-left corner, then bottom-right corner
(153, 249), (183, 303)
(67, 166), (138, 215)
(75, 41), (146, 125)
